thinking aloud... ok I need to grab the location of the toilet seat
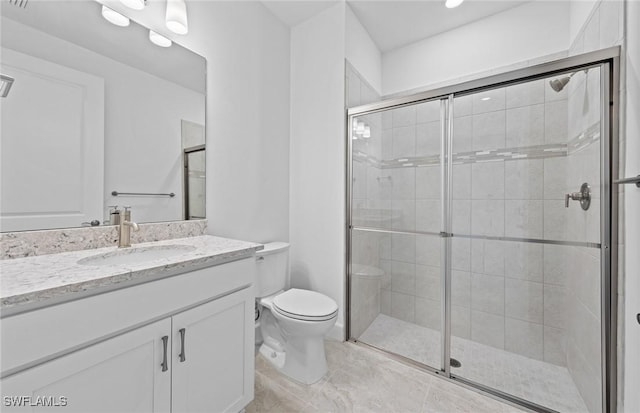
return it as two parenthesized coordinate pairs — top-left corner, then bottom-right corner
(272, 288), (338, 322)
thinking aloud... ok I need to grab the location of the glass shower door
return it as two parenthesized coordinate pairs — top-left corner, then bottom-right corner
(184, 146), (205, 220)
(448, 67), (605, 413)
(349, 99), (445, 371)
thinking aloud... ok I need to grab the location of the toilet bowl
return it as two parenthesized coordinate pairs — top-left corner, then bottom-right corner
(254, 243), (338, 384)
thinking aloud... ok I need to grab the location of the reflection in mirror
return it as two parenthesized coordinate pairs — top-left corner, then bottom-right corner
(0, 1), (206, 232)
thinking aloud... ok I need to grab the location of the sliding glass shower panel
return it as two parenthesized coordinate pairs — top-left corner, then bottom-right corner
(350, 100), (444, 371)
(184, 148), (205, 219)
(449, 68), (603, 413)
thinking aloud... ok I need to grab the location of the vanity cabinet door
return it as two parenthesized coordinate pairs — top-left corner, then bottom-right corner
(171, 287), (254, 413)
(0, 319), (171, 413)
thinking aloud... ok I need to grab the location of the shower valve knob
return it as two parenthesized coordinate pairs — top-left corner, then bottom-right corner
(565, 192), (583, 207)
(565, 183), (591, 210)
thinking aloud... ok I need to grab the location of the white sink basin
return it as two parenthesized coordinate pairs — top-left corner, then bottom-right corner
(78, 245), (196, 266)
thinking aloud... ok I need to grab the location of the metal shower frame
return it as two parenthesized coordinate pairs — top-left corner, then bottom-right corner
(345, 46), (620, 413)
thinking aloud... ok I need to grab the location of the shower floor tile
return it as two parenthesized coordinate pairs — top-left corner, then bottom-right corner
(359, 314), (589, 413)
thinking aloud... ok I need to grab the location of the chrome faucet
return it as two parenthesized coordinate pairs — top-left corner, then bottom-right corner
(118, 220), (139, 248)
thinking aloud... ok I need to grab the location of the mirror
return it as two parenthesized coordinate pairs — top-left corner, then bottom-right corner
(0, 0), (206, 232)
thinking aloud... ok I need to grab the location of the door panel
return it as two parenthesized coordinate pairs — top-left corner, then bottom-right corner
(0, 319), (171, 413)
(0, 48), (104, 231)
(171, 288), (254, 413)
(350, 99), (445, 371)
(449, 68), (603, 413)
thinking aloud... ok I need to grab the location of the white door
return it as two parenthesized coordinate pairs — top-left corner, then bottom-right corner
(0, 319), (171, 413)
(171, 288), (254, 413)
(0, 48), (104, 231)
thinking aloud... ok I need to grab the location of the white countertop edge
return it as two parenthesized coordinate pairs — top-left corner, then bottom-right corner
(0, 235), (263, 315)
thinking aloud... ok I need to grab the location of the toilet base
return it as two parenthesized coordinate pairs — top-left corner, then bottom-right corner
(259, 342), (285, 369)
(259, 337), (328, 385)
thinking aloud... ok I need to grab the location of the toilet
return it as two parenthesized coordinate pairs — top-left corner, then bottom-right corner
(254, 242), (338, 384)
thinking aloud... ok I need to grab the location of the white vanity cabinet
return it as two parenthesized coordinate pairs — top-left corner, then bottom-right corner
(1, 257), (256, 413)
(1, 319), (173, 412)
(171, 288), (253, 413)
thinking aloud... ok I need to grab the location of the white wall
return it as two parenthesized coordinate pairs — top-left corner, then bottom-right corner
(381, 1), (570, 96)
(115, 1), (291, 243)
(345, 4), (381, 95)
(623, 1), (640, 411)
(289, 3), (346, 340)
(569, 0), (600, 42)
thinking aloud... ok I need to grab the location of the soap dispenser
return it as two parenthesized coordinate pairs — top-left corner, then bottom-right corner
(108, 205), (121, 225)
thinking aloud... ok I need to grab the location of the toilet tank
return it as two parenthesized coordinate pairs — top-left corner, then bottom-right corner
(254, 242), (290, 298)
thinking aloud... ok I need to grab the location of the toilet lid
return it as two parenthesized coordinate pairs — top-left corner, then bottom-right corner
(273, 288), (338, 320)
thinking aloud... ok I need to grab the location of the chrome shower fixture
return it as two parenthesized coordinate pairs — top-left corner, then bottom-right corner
(549, 69), (589, 93)
(549, 73), (575, 92)
(0, 75), (15, 98)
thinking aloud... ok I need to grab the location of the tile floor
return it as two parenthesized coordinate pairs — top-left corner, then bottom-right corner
(247, 339), (527, 413)
(359, 314), (589, 413)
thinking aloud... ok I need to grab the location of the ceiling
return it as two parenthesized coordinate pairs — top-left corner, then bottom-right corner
(261, 1), (340, 28)
(349, 0), (529, 52)
(261, 0), (531, 53)
(1, 0), (205, 92)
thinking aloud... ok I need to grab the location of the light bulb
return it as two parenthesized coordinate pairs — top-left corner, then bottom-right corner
(166, 0), (189, 35)
(445, 0), (464, 8)
(356, 121), (365, 133)
(120, 0), (145, 11)
(149, 30), (172, 48)
(363, 126), (371, 138)
(101, 5), (130, 27)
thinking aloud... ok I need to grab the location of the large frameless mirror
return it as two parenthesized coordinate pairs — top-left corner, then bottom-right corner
(0, 0), (206, 232)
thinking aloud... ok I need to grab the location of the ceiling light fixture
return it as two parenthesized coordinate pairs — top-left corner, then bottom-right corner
(120, 0), (146, 11)
(445, 0), (464, 8)
(101, 5), (130, 27)
(149, 30), (172, 47)
(166, 0), (189, 35)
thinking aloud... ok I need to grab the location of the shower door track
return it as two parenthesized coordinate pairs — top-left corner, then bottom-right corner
(345, 46), (620, 413)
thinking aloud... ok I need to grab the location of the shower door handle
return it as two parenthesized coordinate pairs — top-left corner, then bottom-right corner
(614, 174), (640, 188)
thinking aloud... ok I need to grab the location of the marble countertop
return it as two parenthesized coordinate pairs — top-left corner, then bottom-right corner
(0, 235), (262, 313)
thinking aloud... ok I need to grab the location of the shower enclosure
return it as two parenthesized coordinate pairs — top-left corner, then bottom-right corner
(347, 48), (619, 413)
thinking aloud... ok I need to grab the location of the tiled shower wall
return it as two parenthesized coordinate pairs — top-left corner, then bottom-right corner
(348, 62), (590, 369)
(369, 83), (576, 367)
(349, 74), (581, 367)
(564, 1), (625, 412)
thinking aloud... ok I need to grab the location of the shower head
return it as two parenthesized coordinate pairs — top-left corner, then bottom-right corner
(549, 74), (573, 93)
(549, 69), (590, 93)
(0, 75), (15, 98)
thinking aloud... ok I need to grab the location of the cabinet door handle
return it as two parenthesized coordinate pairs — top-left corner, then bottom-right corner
(179, 328), (186, 362)
(161, 335), (169, 372)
